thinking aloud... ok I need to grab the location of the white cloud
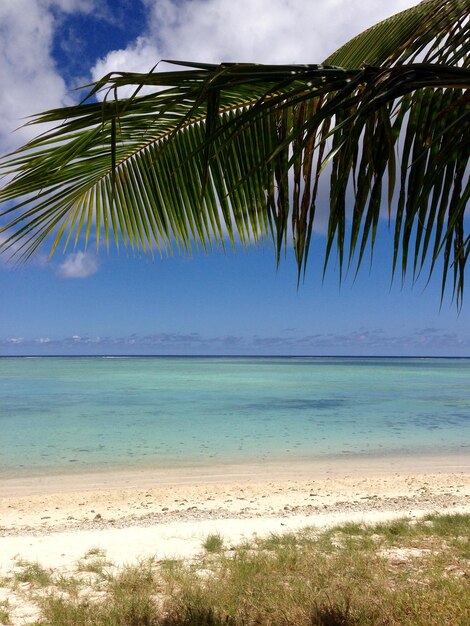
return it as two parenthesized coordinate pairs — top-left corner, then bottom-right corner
(92, 0), (416, 81)
(57, 250), (99, 278)
(0, 0), (97, 153)
(92, 36), (161, 99)
(7, 337), (24, 344)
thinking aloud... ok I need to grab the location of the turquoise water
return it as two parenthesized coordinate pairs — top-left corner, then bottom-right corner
(0, 356), (469, 477)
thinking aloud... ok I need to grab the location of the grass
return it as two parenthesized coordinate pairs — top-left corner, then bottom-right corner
(13, 559), (52, 587)
(35, 562), (162, 626)
(83, 547), (107, 558)
(8, 513), (470, 626)
(0, 600), (9, 625)
(75, 548), (112, 576)
(202, 533), (224, 554)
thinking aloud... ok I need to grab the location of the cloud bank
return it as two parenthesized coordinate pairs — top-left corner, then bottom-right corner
(1, 326), (468, 357)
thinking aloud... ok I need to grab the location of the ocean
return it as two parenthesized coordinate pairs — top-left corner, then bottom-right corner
(0, 356), (469, 477)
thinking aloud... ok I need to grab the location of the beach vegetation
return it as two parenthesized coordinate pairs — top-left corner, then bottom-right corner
(159, 559), (183, 572)
(13, 559), (52, 588)
(83, 547), (107, 559)
(53, 573), (85, 597)
(202, 533), (224, 554)
(0, 0), (468, 305)
(75, 548), (113, 578)
(0, 600), (10, 625)
(11, 513), (470, 626)
(75, 555), (112, 577)
(421, 511), (470, 540)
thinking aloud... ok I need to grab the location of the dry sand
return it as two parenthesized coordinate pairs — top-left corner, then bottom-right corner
(1, 454), (469, 623)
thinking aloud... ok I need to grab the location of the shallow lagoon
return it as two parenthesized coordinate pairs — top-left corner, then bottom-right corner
(1, 356), (469, 476)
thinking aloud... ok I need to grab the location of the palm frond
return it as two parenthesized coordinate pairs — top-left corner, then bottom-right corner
(0, 0), (469, 304)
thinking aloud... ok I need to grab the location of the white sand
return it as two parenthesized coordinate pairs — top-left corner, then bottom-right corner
(1, 453), (469, 572)
(5, 509), (461, 575)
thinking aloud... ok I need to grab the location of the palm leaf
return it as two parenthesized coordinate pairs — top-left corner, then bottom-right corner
(0, 0), (469, 304)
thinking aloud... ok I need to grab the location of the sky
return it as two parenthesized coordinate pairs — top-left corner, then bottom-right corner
(0, 0), (468, 357)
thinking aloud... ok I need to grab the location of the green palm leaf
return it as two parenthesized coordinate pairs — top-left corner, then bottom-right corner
(0, 0), (469, 304)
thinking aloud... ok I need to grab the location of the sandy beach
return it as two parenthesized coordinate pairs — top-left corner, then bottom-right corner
(1, 453), (469, 623)
(2, 454), (469, 562)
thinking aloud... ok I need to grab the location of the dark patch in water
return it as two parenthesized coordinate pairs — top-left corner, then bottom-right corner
(411, 411), (469, 430)
(245, 398), (346, 411)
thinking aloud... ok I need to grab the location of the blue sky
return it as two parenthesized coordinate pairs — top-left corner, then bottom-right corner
(0, 0), (468, 356)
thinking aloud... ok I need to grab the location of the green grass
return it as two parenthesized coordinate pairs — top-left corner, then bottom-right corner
(202, 533), (224, 554)
(53, 573), (85, 596)
(75, 548), (112, 576)
(13, 559), (53, 587)
(9, 514), (470, 626)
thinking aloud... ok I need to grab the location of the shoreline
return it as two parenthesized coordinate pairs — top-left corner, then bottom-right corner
(2, 450), (469, 496)
(1, 452), (468, 567)
(1, 453), (468, 536)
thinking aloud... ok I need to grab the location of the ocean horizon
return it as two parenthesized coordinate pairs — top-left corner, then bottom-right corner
(1, 355), (469, 478)
(3, 354), (470, 358)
